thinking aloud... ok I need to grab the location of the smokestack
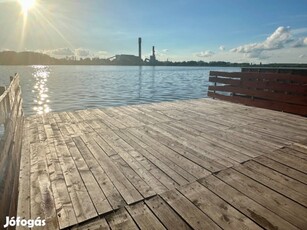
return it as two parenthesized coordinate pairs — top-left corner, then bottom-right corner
(152, 46), (155, 59)
(138, 37), (142, 60)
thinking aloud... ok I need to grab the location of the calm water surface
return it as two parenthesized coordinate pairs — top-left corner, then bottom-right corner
(0, 65), (239, 116)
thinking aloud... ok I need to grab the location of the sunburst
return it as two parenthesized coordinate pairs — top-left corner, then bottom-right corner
(18, 0), (36, 15)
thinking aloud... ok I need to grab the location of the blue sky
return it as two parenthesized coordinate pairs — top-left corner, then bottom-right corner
(0, 0), (307, 63)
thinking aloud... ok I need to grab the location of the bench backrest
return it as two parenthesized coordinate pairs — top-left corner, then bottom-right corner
(208, 71), (307, 116)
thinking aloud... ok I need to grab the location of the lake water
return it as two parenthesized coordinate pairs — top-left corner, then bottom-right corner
(0, 65), (240, 116)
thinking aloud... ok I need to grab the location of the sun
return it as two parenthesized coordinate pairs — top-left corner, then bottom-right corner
(18, 0), (36, 14)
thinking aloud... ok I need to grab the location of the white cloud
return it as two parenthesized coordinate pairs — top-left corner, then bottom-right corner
(196, 50), (214, 58)
(292, 27), (307, 35)
(231, 26), (307, 59)
(96, 50), (108, 57)
(219, 46), (225, 51)
(75, 48), (90, 57)
(162, 49), (169, 53)
(47, 48), (74, 56)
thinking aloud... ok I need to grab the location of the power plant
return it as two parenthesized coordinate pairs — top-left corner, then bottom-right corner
(110, 37), (157, 65)
(138, 37), (142, 60)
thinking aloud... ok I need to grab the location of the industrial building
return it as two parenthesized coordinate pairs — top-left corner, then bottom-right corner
(110, 37), (157, 65)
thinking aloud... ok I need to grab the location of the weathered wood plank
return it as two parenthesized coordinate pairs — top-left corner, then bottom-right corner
(111, 130), (172, 193)
(216, 168), (307, 229)
(132, 125), (225, 173)
(209, 71), (307, 83)
(145, 195), (192, 230)
(57, 125), (113, 215)
(16, 120), (30, 230)
(160, 189), (221, 230)
(105, 208), (138, 230)
(266, 148), (307, 174)
(43, 123), (78, 229)
(80, 134), (143, 205)
(32, 142), (59, 229)
(254, 155), (307, 185)
(199, 175), (300, 230)
(47, 118), (98, 224)
(110, 154), (156, 199)
(71, 218), (110, 230)
(126, 201), (166, 230)
(234, 161), (307, 207)
(72, 136), (125, 210)
(128, 127), (205, 182)
(179, 181), (262, 230)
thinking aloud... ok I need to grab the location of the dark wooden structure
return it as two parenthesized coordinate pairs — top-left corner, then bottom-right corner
(242, 67), (307, 76)
(0, 74), (24, 228)
(208, 70), (307, 116)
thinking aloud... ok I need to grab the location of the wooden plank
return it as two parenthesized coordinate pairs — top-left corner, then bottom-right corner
(31, 142), (59, 229)
(111, 130), (174, 193)
(91, 134), (117, 157)
(92, 109), (126, 130)
(160, 189), (221, 230)
(209, 85), (307, 106)
(134, 125), (226, 173)
(48, 118), (98, 224)
(145, 124), (233, 168)
(149, 123), (239, 166)
(126, 201), (166, 230)
(291, 143), (307, 154)
(254, 155), (307, 185)
(114, 129), (182, 189)
(169, 120), (265, 159)
(179, 181), (262, 230)
(208, 92), (307, 116)
(16, 120), (30, 230)
(216, 168), (307, 229)
(110, 154), (156, 199)
(280, 146), (307, 160)
(72, 136), (125, 210)
(57, 124), (113, 216)
(234, 161), (307, 206)
(80, 134), (143, 205)
(266, 149), (307, 174)
(117, 106), (160, 125)
(128, 127), (209, 180)
(198, 175), (300, 230)
(124, 127), (201, 181)
(0, 81), (23, 228)
(105, 208), (138, 230)
(71, 218), (110, 230)
(145, 196), (192, 230)
(209, 76), (307, 95)
(43, 122), (81, 229)
(209, 71), (307, 83)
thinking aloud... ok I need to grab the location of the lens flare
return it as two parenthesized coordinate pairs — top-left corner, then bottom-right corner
(18, 0), (36, 14)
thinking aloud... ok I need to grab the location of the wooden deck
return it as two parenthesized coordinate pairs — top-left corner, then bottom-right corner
(17, 98), (307, 229)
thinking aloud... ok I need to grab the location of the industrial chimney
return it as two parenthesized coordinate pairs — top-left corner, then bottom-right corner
(138, 37), (142, 60)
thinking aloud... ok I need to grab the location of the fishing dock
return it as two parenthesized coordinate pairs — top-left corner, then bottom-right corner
(1, 70), (307, 229)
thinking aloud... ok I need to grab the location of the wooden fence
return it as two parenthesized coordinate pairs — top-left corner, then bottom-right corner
(0, 74), (24, 228)
(208, 71), (307, 116)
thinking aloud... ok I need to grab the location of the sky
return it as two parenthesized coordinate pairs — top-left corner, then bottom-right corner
(0, 0), (307, 63)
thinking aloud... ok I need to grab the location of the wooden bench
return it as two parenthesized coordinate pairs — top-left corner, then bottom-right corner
(208, 71), (307, 116)
(0, 74), (24, 228)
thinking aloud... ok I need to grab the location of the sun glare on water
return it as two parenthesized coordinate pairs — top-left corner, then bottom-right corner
(18, 0), (36, 14)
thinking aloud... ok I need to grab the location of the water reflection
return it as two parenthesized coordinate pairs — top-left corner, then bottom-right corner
(31, 65), (50, 114)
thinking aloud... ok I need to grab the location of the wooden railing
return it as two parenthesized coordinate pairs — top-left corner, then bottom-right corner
(0, 74), (24, 228)
(208, 71), (307, 116)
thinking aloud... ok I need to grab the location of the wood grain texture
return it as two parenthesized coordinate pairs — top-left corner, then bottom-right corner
(16, 97), (307, 229)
